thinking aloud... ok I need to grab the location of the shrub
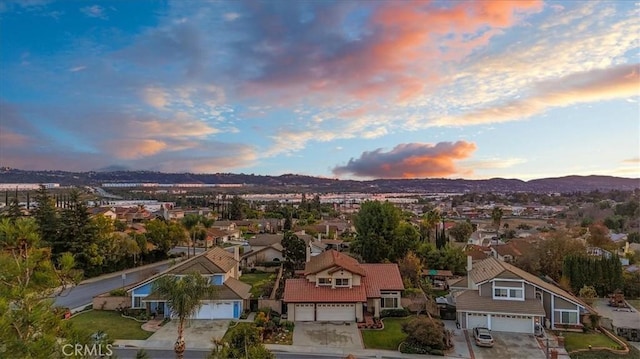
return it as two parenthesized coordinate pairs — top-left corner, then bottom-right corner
(255, 261), (282, 267)
(280, 320), (295, 331)
(401, 317), (446, 350)
(381, 308), (410, 318)
(109, 288), (127, 296)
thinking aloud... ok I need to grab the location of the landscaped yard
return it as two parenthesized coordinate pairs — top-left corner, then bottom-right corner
(361, 317), (410, 350)
(70, 310), (153, 340)
(239, 272), (274, 298)
(562, 332), (620, 352)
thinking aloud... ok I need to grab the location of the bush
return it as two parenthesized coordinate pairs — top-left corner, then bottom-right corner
(381, 308), (410, 318)
(280, 320), (295, 331)
(109, 288), (127, 296)
(402, 317), (446, 350)
(255, 261), (282, 267)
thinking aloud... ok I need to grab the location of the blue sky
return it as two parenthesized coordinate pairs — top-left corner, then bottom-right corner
(0, 0), (638, 180)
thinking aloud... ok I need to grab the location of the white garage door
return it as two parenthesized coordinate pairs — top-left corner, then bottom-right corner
(194, 301), (234, 319)
(466, 312), (488, 329)
(316, 304), (355, 322)
(491, 315), (533, 333)
(294, 304), (315, 321)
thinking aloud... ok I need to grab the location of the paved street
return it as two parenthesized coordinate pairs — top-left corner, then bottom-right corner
(54, 261), (170, 311)
(113, 348), (347, 359)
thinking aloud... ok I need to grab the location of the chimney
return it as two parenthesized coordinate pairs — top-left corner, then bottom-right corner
(233, 246), (240, 279)
(326, 224), (329, 236)
(317, 233), (321, 242)
(466, 255), (473, 272)
(306, 243), (311, 263)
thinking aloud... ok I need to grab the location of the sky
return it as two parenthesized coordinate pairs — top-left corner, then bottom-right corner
(0, 0), (638, 181)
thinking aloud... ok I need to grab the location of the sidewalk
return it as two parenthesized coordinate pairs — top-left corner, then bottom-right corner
(80, 258), (179, 285)
(266, 344), (453, 358)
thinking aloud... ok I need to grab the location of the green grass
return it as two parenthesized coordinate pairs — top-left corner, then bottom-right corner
(626, 299), (640, 311)
(563, 332), (620, 352)
(239, 272), (273, 298)
(69, 310), (153, 340)
(570, 344), (640, 359)
(361, 317), (410, 350)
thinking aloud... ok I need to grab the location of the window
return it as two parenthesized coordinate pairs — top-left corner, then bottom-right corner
(318, 278), (331, 286)
(555, 310), (579, 324)
(133, 296), (142, 308)
(494, 288), (508, 297)
(382, 297), (398, 308)
(335, 278), (349, 287)
(509, 289), (523, 298)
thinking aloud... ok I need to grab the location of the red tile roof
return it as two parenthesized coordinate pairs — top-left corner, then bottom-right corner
(283, 279), (367, 302)
(304, 250), (366, 276)
(361, 264), (405, 297)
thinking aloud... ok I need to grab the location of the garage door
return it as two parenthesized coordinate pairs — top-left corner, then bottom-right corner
(466, 312), (488, 329)
(316, 304), (356, 322)
(491, 315), (533, 333)
(294, 304), (315, 321)
(194, 301), (234, 319)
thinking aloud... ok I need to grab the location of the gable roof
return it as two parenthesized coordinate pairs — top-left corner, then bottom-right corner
(470, 257), (590, 310)
(304, 250), (366, 276)
(144, 277), (251, 301)
(128, 247), (237, 292)
(248, 234), (283, 247)
(283, 278), (367, 302)
(241, 242), (283, 259)
(361, 263), (404, 297)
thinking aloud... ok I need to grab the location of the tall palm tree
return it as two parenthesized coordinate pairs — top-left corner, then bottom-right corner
(152, 272), (217, 359)
(422, 209), (442, 243)
(491, 206), (503, 238)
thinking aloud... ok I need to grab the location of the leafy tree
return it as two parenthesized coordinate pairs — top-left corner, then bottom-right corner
(578, 285), (597, 305)
(146, 219), (187, 254)
(32, 185), (60, 246)
(587, 223), (612, 248)
(491, 206), (503, 236)
(391, 222), (420, 261)
(209, 323), (274, 359)
(152, 272), (218, 359)
(353, 201), (400, 262)
(281, 232), (306, 270)
(536, 232), (586, 281)
(628, 232), (640, 244)
(449, 221), (473, 242)
(398, 251), (423, 288)
(0, 218), (88, 359)
(402, 317), (446, 350)
(228, 195), (245, 220)
(57, 190), (98, 273)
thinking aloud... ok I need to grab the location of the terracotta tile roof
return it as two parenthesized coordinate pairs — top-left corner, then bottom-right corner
(361, 264), (404, 298)
(455, 290), (546, 316)
(283, 279), (367, 303)
(304, 250), (366, 276)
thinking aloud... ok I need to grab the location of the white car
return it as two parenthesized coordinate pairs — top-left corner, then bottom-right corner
(473, 327), (495, 347)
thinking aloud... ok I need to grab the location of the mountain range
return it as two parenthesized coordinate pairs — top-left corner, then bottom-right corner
(0, 168), (638, 193)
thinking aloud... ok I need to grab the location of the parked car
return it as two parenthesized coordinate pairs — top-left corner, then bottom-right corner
(473, 327), (494, 347)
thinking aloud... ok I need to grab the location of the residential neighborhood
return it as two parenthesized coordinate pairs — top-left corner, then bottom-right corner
(1, 182), (639, 359)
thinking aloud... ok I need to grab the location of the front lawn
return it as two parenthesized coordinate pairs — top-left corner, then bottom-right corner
(70, 310), (153, 340)
(361, 317), (410, 350)
(239, 272), (274, 298)
(563, 332), (620, 352)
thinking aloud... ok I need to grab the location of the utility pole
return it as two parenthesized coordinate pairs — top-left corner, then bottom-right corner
(546, 336), (549, 359)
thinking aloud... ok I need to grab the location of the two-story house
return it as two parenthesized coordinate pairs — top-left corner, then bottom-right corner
(127, 247), (251, 320)
(283, 250), (404, 322)
(451, 256), (594, 334)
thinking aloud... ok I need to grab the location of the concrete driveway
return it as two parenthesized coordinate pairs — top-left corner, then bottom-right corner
(293, 322), (363, 350)
(145, 319), (230, 349)
(470, 332), (545, 359)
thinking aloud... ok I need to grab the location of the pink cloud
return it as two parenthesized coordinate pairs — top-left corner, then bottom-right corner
(332, 141), (477, 179)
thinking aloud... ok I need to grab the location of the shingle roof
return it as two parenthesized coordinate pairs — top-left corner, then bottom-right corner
(241, 243), (283, 259)
(143, 277), (251, 301)
(304, 250), (366, 276)
(469, 257), (591, 312)
(248, 234), (283, 247)
(361, 264), (404, 297)
(204, 247), (237, 273)
(455, 290), (546, 316)
(283, 279), (367, 302)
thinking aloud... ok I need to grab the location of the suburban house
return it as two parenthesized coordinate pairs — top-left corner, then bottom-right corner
(489, 239), (535, 263)
(211, 221), (241, 240)
(88, 207), (117, 221)
(450, 256), (594, 334)
(283, 250), (404, 322)
(127, 247), (251, 320)
(241, 242), (283, 267)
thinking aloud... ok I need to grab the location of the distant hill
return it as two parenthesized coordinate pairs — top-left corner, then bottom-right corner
(0, 168), (638, 193)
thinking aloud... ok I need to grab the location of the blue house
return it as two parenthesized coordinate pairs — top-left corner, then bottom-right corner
(127, 247), (251, 319)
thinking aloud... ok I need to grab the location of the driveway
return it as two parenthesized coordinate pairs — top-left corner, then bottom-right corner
(470, 332), (546, 359)
(145, 320), (230, 349)
(293, 322), (363, 350)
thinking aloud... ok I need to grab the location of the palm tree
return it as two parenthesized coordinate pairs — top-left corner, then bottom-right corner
(422, 209), (442, 243)
(152, 272), (217, 359)
(491, 206), (503, 238)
